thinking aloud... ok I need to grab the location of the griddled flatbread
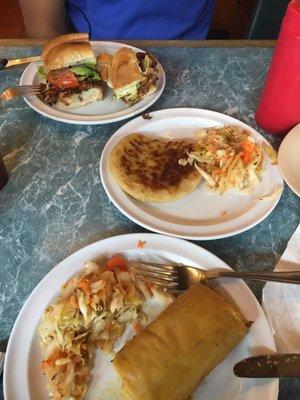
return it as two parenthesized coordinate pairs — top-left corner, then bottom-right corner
(109, 133), (201, 202)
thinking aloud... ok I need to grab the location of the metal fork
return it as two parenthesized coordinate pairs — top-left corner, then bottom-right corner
(0, 84), (43, 101)
(134, 261), (300, 291)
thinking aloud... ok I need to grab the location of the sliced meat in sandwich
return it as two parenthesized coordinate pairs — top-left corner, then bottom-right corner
(97, 47), (159, 106)
(39, 33), (104, 108)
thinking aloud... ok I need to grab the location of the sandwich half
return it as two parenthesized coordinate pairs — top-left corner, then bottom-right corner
(97, 47), (159, 106)
(39, 33), (104, 108)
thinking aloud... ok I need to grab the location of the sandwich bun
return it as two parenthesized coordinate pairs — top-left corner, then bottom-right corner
(98, 48), (144, 89)
(42, 33), (89, 59)
(42, 33), (95, 72)
(97, 48), (159, 106)
(58, 87), (104, 109)
(97, 53), (113, 86)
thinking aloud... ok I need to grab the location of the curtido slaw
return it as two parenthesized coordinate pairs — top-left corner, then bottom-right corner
(38, 255), (169, 400)
(179, 126), (277, 195)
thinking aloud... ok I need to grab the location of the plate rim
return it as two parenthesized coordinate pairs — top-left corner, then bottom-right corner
(278, 123), (300, 197)
(19, 41), (166, 125)
(3, 232), (278, 400)
(99, 107), (283, 240)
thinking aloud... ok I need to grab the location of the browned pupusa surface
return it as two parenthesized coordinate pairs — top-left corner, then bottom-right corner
(109, 133), (201, 202)
(113, 284), (249, 400)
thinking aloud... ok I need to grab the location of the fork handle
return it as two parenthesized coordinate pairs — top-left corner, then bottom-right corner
(216, 270), (300, 284)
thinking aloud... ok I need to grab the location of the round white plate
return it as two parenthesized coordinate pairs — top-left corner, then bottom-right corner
(100, 108), (283, 240)
(4, 233), (278, 400)
(278, 123), (300, 197)
(19, 41), (165, 125)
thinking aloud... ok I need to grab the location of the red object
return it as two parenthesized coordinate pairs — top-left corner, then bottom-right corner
(255, 0), (300, 134)
(107, 255), (127, 272)
(47, 68), (79, 89)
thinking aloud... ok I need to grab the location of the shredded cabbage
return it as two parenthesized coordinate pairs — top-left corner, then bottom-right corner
(179, 126), (267, 194)
(114, 80), (141, 100)
(38, 257), (170, 400)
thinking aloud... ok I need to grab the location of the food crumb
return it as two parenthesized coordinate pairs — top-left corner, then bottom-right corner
(137, 240), (146, 249)
(220, 211), (227, 216)
(142, 112), (152, 120)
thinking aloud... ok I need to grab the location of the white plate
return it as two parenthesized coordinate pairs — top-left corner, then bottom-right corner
(4, 233), (278, 400)
(278, 123), (300, 197)
(100, 108), (283, 240)
(19, 41), (165, 125)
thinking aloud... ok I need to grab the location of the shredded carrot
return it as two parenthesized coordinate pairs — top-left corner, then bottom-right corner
(89, 299), (96, 309)
(240, 151), (252, 164)
(70, 294), (77, 307)
(107, 255), (127, 272)
(212, 168), (224, 176)
(239, 139), (256, 165)
(241, 140), (255, 153)
(42, 350), (65, 371)
(77, 279), (90, 295)
(137, 240), (146, 249)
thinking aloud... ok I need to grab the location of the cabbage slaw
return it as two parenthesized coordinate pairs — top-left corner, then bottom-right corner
(38, 256), (159, 400)
(179, 126), (276, 194)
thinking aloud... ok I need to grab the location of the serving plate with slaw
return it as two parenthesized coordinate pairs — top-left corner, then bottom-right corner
(100, 108), (284, 240)
(4, 233), (278, 400)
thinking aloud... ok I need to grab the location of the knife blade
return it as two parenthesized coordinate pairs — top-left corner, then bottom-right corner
(234, 354), (300, 378)
(0, 55), (41, 69)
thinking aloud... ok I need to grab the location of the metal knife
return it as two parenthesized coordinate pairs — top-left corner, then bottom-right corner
(234, 354), (300, 378)
(0, 55), (41, 70)
(0, 340), (7, 376)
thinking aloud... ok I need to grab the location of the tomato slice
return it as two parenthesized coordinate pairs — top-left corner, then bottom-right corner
(107, 255), (127, 272)
(47, 68), (79, 89)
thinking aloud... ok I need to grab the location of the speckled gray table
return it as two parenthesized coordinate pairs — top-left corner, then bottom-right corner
(0, 41), (299, 400)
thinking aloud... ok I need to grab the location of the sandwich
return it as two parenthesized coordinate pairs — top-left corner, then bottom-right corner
(97, 47), (159, 106)
(39, 33), (104, 108)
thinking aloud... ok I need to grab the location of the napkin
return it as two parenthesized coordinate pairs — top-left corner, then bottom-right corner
(262, 224), (300, 352)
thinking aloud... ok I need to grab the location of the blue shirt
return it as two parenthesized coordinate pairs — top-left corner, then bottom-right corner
(66, 0), (215, 40)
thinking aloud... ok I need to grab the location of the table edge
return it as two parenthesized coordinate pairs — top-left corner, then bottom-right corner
(0, 39), (276, 48)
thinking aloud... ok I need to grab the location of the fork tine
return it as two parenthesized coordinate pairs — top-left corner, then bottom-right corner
(135, 269), (178, 283)
(20, 92), (41, 97)
(18, 86), (41, 93)
(136, 274), (179, 289)
(16, 85), (41, 91)
(138, 261), (176, 272)
(21, 93), (40, 98)
(19, 90), (41, 96)
(135, 265), (175, 277)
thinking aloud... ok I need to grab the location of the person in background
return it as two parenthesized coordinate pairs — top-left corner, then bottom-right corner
(19, 0), (215, 40)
